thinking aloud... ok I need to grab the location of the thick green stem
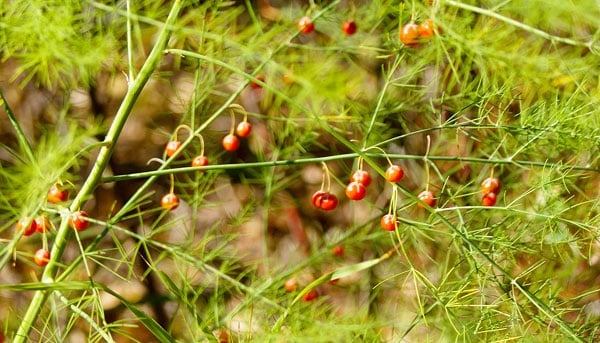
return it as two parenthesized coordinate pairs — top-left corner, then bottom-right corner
(113, 0), (343, 221)
(13, 2), (184, 341)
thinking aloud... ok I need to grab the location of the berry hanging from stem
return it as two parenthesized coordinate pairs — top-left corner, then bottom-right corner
(312, 162), (338, 211)
(190, 133), (209, 172)
(232, 104), (252, 138)
(165, 124), (193, 158)
(148, 157), (180, 211)
(418, 135), (436, 208)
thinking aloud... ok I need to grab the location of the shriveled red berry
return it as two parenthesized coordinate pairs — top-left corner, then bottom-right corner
(35, 216), (51, 234)
(250, 75), (265, 89)
(47, 184), (68, 204)
(17, 217), (37, 236)
(191, 155), (209, 171)
(400, 23), (420, 46)
(417, 190), (436, 208)
(342, 20), (357, 35)
(482, 192), (497, 206)
(380, 214), (396, 231)
(418, 18), (436, 39)
(345, 181), (367, 200)
(332, 245), (344, 257)
(350, 170), (371, 187)
(297, 16), (314, 34)
(327, 277), (340, 285)
(236, 121), (252, 138)
(165, 141), (182, 158)
(284, 278), (298, 292)
(302, 289), (319, 302)
(481, 177), (501, 195)
(34, 248), (50, 267)
(161, 193), (180, 211)
(385, 165), (404, 183)
(69, 211), (90, 231)
(222, 134), (240, 152)
(319, 193), (338, 211)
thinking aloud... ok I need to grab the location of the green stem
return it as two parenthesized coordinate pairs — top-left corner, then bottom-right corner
(101, 152), (598, 183)
(0, 90), (36, 164)
(126, 0), (135, 82)
(13, 2), (184, 341)
(362, 55), (403, 148)
(396, 186), (584, 341)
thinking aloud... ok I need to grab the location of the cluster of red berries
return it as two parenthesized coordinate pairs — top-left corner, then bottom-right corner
(481, 177), (500, 207)
(161, 126), (210, 211)
(283, 278), (320, 302)
(162, 142), (187, 211)
(222, 118), (251, 152)
(311, 160), (501, 231)
(312, 162), (405, 212)
(400, 18), (439, 47)
(160, 106), (254, 211)
(16, 183), (90, 267)
(223, 104), (252, 152)
(297, 16), (358, 36)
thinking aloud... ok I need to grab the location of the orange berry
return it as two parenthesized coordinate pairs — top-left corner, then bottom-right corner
(417, 190), (436, 208)
(34, 248), (50, 266)
(297, 16), (314, 34)
(161, 193), (180, 211)
(400, 23), (420, 46)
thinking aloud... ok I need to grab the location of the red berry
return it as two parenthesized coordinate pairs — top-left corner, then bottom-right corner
(222, 134), (240, 152)
(481, 177), (501, 195)
(385, 165), (404, 183)
(319, 193), (338, 211)
(161, 193), (180, 211)
(236, 121), (252, 138)
(400, 23), (420, 46)
(17, 217), (37, 236)
(332, 245), (344, 257)
(69, 211), (90, 231)
(482, 192), (497, 206)
(302, 289), (319, 302)
(342, 20), (357, 35)
(218, 331), (229, 343)
(380, 214), (396, 231)
(34, 248), (50, 267)
(417, 190), (436, 208)
(35, 216), (51, 234)
(47, 184), (68, 204)
(250, 75), (265, 89)
(345, 181), (367, 200)
(311, 191), (326, 208)
(165, 140), (182, 158)
(191, 155), (209, 172)
(284, 278), (298, 292)
(297, 16), (314, 34)
(350, 170), (372, 187)
(418, 18), (436, 39)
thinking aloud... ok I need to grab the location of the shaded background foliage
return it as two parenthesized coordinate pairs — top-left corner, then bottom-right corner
(0, 0), (599, 341)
